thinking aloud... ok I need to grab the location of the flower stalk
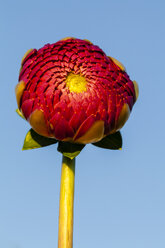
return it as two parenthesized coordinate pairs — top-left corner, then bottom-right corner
(58, 156), (75, 248)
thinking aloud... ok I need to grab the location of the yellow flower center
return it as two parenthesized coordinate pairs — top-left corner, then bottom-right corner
(66, 73), (87, 93)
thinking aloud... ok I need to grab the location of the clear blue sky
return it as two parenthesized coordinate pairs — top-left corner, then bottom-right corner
(1, 0), (165, 247)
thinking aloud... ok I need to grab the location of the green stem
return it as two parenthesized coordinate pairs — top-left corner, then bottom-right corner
(58, 155), (75, 248)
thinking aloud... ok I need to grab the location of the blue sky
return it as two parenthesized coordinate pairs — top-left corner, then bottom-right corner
(1, 0), (165, 247)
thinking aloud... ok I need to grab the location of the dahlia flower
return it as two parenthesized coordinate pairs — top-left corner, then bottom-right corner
(15, 37), (138, 146)
(15, 37), (138, 248)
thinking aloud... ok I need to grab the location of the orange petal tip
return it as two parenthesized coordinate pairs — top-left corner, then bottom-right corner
(133, 80), (139, 101)
(83, 39), (93, 44)
(15, 80), (25, 108)
(75, 120), (104, 144)
(21, 49), (33, 64)
(61, 37), (75, 41)
(116, 103), (130, 131)
(109, 56), (126, 71)
(29, 109), (49, 137)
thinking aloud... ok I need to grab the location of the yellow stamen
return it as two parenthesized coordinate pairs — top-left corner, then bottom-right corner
(66, 73), (87, 93)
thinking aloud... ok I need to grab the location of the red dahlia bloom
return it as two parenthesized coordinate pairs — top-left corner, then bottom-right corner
(15, 38), (138, 144)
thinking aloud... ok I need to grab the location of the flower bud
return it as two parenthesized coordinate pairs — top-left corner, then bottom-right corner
(16, 38), (138, 144)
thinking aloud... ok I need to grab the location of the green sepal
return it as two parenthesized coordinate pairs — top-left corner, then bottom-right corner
(92, 131), (122, 150)
(16, 108), (25, 119)
(57, 141), (85, 159)
(22, 128), (58, 150)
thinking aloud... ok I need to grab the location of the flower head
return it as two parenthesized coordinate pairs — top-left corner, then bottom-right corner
(15, 38), (138, 144)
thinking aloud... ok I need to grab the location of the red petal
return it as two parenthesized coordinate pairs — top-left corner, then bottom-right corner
(69, 109), (86, 132)
(21, 99), (34, 119)
(74, 114), (96, 140)
(50, 113), (74, 140)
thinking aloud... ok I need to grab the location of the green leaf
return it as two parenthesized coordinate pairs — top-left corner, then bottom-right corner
(57, 141), (85, 159)
(92, 131), (122, 150)
(22, 128), (58, 150)
(16, 108), (25, 119)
